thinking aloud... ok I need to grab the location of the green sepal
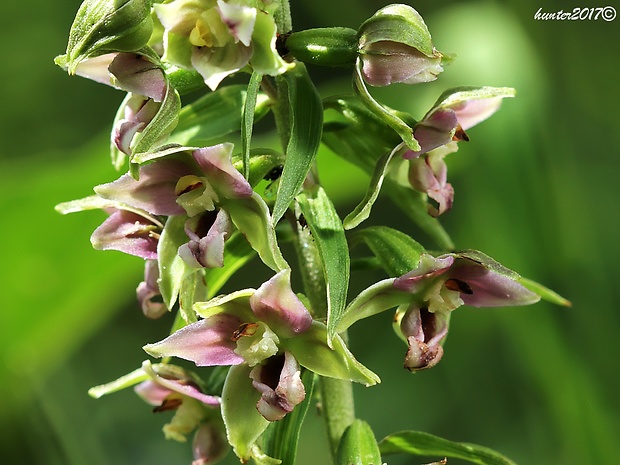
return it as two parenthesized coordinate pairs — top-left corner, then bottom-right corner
(130, 81), (181, 162)
(337, 279), (410, 333)
(249, 9), (292, 77)
(296, 186), (350, 345)
(519, 277), (571, 307)
(263, 370), (316, 464)
(350, 226), (425, 277)
(178, 269), (206, 324)
(168, 85), (271, 147)
(432, 86), (516, 110)
(87, 366), (148, 399)
(221, 364), (270, 462)
(353, 59), (420, 151)
(336, 419), (383, 465)
(272, 63), (323, 224)
(285, 27), (358, 67)
(222, 193), (289, 272)
(281, 321), (380, 387)
(358, 4), (435, 57)
(61, 0), (153, 74)
(158, 215), (191, 310)
(242, 71), (263, 179)
(379, 430), (517, 465)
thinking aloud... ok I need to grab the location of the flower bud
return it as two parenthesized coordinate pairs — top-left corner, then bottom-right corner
(192, 422), (229, 465)
(358, 4), (443, 86)
(61, 0), (153, 74)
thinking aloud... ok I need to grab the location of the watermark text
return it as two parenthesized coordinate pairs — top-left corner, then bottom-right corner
(534, 6), (616, 21)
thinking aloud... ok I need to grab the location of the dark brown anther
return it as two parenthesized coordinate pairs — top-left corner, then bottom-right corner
(298, 213), (307, 229)
(176, 181), (203, 196)
(445, 278), (473, 295)
(153, 397), (183, 413)
(231, 322), (259, 341)
(453, 124), (470, 142)
(275, 32), (292, 58)
(264, 165), (283, 181)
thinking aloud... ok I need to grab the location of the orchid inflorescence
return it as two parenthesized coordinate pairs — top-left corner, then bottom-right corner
(55, 1), (568, 464)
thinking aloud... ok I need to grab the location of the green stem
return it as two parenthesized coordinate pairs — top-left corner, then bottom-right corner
(274, 0), (293, 33)
(291, 209), (356, 461)
(319, 345), (356, 460)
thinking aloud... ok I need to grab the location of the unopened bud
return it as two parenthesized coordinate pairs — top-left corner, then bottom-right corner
(358, 4), (443, 86)
(60, 0), (153, 74)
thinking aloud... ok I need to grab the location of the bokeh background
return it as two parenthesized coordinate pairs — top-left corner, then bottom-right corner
(1, 0), (618, 464)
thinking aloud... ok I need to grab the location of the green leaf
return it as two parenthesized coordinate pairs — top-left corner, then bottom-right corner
(297, 186), (350, 343)
(344, 143), (404, 229)
(379, 430), (517, 465)
(518, 277), (571, 307)
(221, 364), (270, 462)
(157, 215), (190, 309)
(272, 63), (323, 224)
(263, 370), (316, 464)
(282, 321), (380, 386)
(242, 71), (263, 179)
(353, 59), (420, 151)
(223, 193), (288, 272)
(336, 420), (383, 465)
(168, 84), (270, 146)
(350, 226), (425, 277)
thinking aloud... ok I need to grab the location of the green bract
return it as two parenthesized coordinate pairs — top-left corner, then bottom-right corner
(59, 0), (153, 73)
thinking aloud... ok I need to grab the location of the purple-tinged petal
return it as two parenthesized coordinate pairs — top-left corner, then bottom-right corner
(394, 254), (454, 293)
(403, 109), (459, 159)
(91, 209), (159, 259)
(361, 41), (443, 87)
(408, 155), (454, 217)
(249, 270), (313, 338)
(135, 380), (172, 406)
(137, 259), (167, 318)
(217, 0), (256, 47)
(95, 159), (193, 215)
(192, 144), (253, 199)
(448, 261), (540, 307)
(109, 53), (167, 102)
(179, 209), (232, 268)
(450, 97), (504, 131)
(144, 314), (245, 366)
(73, 53), (117, 86)
(400, 304), (450, 371)
(249, 352), (306, 421)
(112, 95), (160, 156)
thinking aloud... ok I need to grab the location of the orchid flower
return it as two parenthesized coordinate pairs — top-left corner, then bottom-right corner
(154, 0), (290, 90)
(144, 269), (378, 461)
(401, 87), (516, 215)
(340, 251), (540, 371)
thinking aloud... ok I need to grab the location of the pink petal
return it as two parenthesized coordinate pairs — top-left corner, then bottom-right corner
(192, 144), (253, 199)
(250, 270), (313, 338)
(143, 314), (245, 366)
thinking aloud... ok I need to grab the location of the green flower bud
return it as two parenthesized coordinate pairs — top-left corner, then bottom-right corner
(358, 4), (443, 86)
(336, 419), (383, 465)
(61, 0), (153, 74)
(284, 27), (359, 67)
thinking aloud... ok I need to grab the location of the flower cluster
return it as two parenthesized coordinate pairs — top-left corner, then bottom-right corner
(56, 1), (567, 464)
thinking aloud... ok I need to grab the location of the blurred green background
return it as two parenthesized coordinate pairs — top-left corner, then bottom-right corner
(1, 0), (618, 464)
